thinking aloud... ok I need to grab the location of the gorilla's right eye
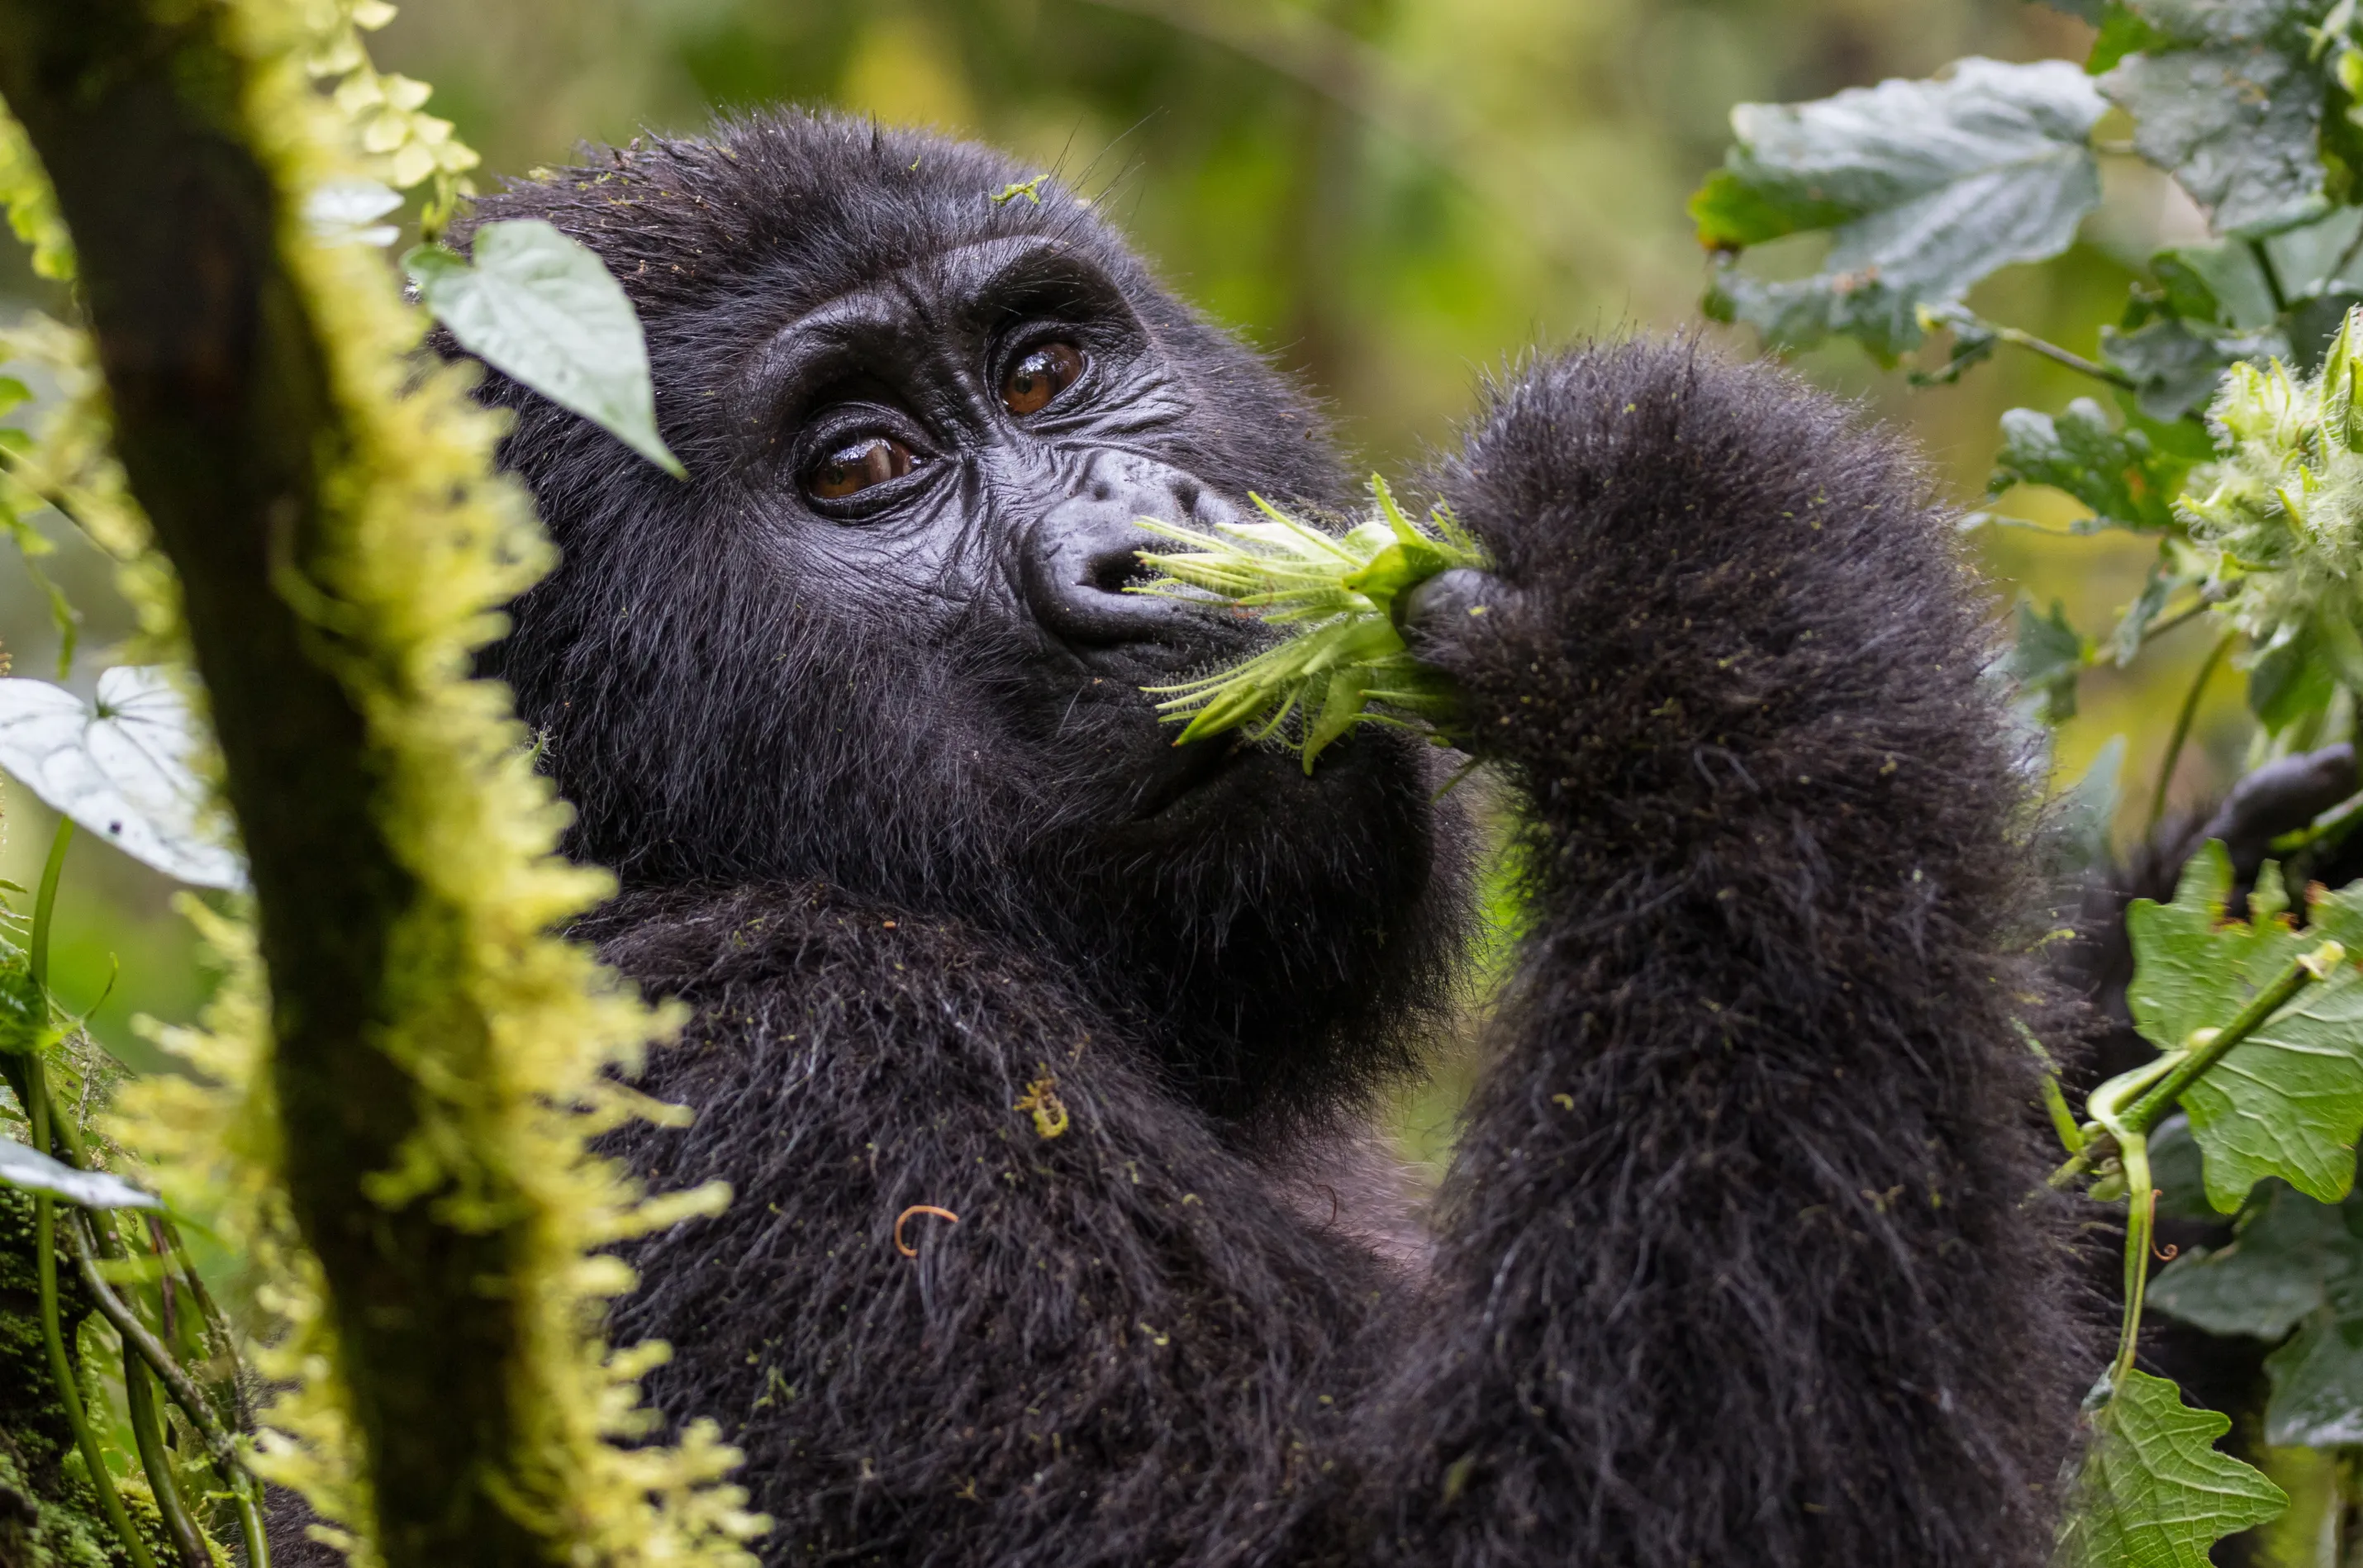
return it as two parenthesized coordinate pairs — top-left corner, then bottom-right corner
(806, 436), (919, 501)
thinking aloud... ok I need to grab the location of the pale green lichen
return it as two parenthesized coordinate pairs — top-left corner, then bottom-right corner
(82, 2), (763, 1566)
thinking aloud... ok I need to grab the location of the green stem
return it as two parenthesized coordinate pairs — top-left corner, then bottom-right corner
(2254, 239), (2292, 315)
(2123, 944), (2342, 1131)
(125, 1351), (208, 1568)
(2145, 630), (2236, 840)
(31, 812), (71, 1000)
(2137, 588), (2229, 649)
(68, 1217), (250, 1488)
(2047, 943), (2342, 1190)
(1957, 312), (2139, 389)
(27, 1059), (158, 1568)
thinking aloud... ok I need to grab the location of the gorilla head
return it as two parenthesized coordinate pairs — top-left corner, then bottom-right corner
(464, 113), (1465, 1125)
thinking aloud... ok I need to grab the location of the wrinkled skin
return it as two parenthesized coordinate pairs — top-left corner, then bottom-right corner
(335, 112), (2099, 1568)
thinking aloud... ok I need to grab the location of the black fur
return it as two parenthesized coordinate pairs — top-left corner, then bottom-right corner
(438, 111), (2091, 1567)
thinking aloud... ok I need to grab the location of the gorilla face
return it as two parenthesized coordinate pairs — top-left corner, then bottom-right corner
(467, 116), (1464, 1121)
(745, 233), (1315, 842)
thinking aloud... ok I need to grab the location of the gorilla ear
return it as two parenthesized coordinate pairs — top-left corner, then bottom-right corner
(409, 220), (688, 479)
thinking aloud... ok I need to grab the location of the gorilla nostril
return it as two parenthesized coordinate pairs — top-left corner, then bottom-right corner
(1171, 478), (1201, 517)
(1089, 478), (1115, 502)
(1086, 544), (1159, 596)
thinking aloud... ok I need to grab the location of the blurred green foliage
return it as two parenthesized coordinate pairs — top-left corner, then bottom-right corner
(0, 0), (2226, 1089)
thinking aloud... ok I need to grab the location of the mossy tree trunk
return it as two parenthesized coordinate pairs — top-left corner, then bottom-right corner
(0, 7), (542, 1566)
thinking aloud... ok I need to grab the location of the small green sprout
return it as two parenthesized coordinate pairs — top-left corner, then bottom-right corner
(989, 175), (1046, 206)
(1128, 476), (1491, 772)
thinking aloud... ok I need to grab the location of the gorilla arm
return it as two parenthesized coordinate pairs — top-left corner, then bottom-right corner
(1361, 342), (2092, 1568)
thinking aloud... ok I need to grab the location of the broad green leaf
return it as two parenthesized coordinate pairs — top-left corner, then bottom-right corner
(2151, 1181), (2356, 1335)
(2099, 0), (2336, 237)
(2266, 209), (2363, 301)
(2061, 1369), (2289, 1568)
(2125, 844), (2363, 1209)
(2153, 241), (2279, 329)
(1989, 397), (2185, 530)
(1695, 58), (2106, 360)
(2101, 319), (2285, 421)
(0, 1136), (158, 1210)
(2263, 1309), (2363, 1444)
(0, 667), (244, 889)
(2249, 621), (2345, 735)
(406, 218), (687, 479)
(2008, 598), (2087, 725)
(2061, 735), (2130, 871)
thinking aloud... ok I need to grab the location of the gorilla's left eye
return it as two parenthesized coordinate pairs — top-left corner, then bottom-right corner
(1002, 343), (1085, 416)
(806, 436), (920, 501)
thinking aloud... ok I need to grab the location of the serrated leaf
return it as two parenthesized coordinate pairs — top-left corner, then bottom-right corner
(406, 219), (687, 479)
(0, 667), (245, 889)
(2125, 844), (2363, 1209)
(2151, 1181), (2356, 1334)
(2061, 1368), (2288, 1567)
(2263, 1308), (2363, 1444)
(1695, 58), (2105, 360)
(2009, 598), (2088, 724)
(2101, 0), (2336, 238)
(0, 1137), (159, 1210)
(1990, 397), (2186, 530)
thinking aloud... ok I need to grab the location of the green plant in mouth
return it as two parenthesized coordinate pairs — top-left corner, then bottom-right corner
(1128, 476), (1491, 772)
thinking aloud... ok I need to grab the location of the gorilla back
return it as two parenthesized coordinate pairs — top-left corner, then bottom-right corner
(456, 112), (2091, 1568)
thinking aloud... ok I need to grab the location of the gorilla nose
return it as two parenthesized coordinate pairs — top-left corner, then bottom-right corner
(1024, 459), (1239, 647)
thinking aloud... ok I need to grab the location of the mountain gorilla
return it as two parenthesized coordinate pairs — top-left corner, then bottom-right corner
(447, 112), (2090, 1567)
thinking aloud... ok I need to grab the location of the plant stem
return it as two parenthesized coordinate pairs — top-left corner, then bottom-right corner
(2145, 630), (2236, 840)
(31, 812), (71, 1000)
(2089, 1069), (2156, 1385)
(27, 1058), (157, 1568)
(68, 1216), (249, 1485)
(125, 1352), (209, 1568)
(2137, 589), (2229, 649)
(1980, 316), (2139, 389)
(2123, 944), (2343, 1133)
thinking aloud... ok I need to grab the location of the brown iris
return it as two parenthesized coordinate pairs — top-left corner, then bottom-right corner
(1002, 342), (1084, 415)
(806, 436), (918, 501)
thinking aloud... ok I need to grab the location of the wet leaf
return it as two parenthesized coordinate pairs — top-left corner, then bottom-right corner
(1989, 397), (2186, 530)
(2099, 0), (2335, 237)
(1695, 58), (2106, 360)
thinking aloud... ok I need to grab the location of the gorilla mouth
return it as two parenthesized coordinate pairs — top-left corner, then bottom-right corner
(1134, 730), (1258, 819)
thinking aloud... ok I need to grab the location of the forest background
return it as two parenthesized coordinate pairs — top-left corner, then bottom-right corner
(0, 0), (2154, 1165)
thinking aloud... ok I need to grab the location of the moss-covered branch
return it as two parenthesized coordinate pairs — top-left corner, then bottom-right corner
(0, 7), (540, 1566)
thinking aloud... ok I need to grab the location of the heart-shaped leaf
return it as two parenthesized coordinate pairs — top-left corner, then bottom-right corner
(407, 219), (686, 478)
(0, 666), (244, 889)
